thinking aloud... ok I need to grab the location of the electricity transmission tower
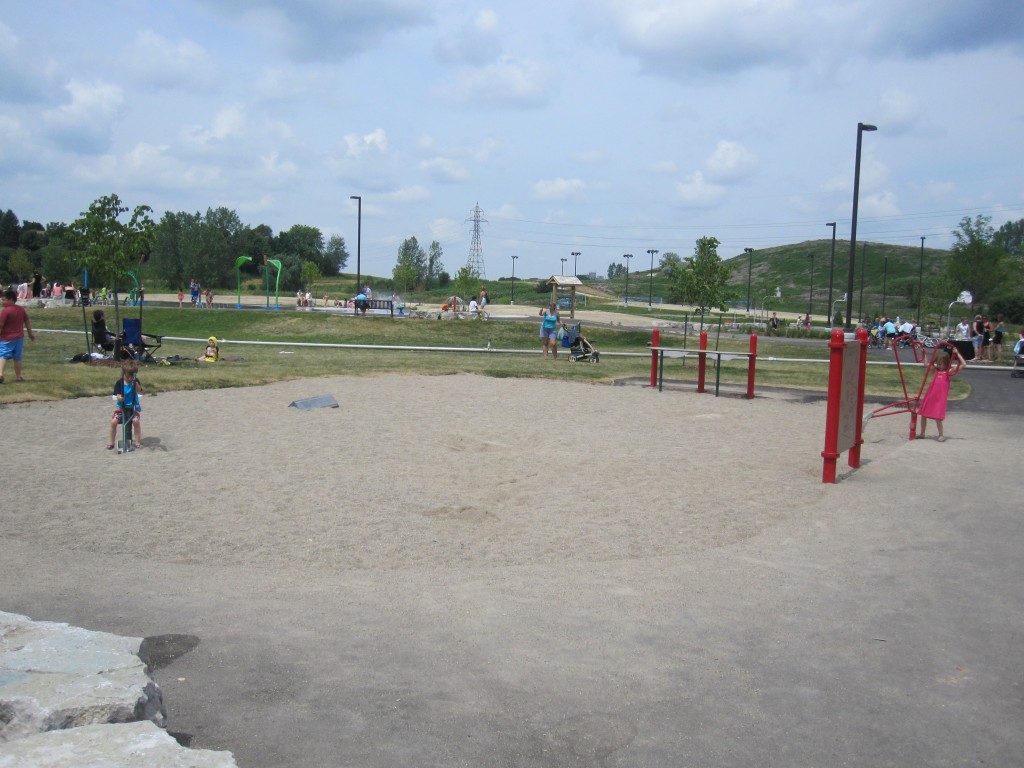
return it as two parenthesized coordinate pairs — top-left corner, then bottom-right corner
(466, 203), (487, 279)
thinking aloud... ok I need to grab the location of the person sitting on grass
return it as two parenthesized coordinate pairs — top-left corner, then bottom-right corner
(195, 336), (219, 362)
(107, 359), (142, 450)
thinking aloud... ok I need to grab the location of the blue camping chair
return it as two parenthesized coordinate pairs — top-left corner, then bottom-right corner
(121, 317), (162, 362)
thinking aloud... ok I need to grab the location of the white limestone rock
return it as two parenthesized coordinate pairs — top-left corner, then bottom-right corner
(0, 611), (166, 742)
(0, 721), (238, 767)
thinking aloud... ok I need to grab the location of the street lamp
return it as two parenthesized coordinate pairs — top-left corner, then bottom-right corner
(807, 253), (815, 322)
(917, 236), (925, 326)
(560, 257), (566, 276)
(510, 255), (518, 305)
(881, 255), (888, 317)
(825, 222), (837, 325)
(647, 249), (659, 308)
(846, 122), (877, 330)
(744, 247), (754, 315)
(623, 253), (633, 305)
(349, 195), (362, 296)
(571, 251), (580, 277)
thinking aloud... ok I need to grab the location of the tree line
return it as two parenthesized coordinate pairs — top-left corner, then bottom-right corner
(0, 195), (349, 295)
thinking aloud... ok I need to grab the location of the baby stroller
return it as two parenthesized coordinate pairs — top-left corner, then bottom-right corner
(561, 322), (600, 363)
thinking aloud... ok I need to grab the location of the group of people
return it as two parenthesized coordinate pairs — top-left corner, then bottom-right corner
(467, 288), (490, 320)
(955, 314), (1006, 362)
(868, 315), (916, 349)
(179, 279), (213, 309)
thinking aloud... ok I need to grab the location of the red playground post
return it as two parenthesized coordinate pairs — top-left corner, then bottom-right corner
(746, 333), (758, 400)
(696, 330), (708, 393)
(821, 328), (869, 483)
(650, 328), (660, 388)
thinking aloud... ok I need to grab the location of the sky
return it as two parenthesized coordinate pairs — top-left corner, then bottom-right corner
(2, 0), (1023, 281)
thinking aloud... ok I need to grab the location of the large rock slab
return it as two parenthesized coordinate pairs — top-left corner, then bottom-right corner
(0, 611), (166, 742)
(0, 721), (238, 767)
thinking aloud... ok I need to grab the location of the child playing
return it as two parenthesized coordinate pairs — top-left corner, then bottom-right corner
(107, 360), (143, 450)
(917, 346), (965, 442)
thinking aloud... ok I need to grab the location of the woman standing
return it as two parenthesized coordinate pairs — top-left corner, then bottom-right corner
(539, 302), (560, 359)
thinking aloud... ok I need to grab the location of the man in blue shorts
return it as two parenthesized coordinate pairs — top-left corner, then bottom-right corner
(0, 288), (36, 383)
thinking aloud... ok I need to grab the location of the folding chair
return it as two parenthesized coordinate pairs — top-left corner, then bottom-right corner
(121, 317), (162, 362)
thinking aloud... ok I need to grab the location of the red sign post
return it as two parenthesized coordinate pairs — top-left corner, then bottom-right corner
(821, 328), (869, 483)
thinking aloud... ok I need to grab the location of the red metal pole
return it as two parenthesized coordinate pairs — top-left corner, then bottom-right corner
(746, 333), (757, 400)
(697, 331), (708, 393)
(821, 328), (846, 483)
(650, 328), (660, 388)
(849, 327), (869, 468)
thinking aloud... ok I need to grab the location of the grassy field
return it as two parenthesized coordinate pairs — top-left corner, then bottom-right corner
(1, 304), (966, 404)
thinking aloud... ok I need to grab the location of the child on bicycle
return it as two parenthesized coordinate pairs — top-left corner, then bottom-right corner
(107, 359), (143, 449)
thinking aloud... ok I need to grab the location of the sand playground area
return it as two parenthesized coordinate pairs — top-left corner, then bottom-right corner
(2, 374), (1021, 767)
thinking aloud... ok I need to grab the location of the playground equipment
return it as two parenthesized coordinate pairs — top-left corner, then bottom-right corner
(263, 257), (282, 310)
(864, 336), (963, 441)
(821, 328), (869, 483)
(649, 328), (758, 398)
(235, 255), (253, 308)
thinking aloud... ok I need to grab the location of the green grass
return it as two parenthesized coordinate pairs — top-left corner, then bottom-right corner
(1, 304), (969, 405)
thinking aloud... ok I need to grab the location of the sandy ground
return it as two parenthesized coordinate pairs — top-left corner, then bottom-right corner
(2, 374), (1022, 767)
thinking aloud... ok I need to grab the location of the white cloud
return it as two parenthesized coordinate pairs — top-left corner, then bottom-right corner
(124, 30), (214, 89)
(73, 142), (222, 189)
(260, 151), (298, 178)
(428, 217), (462, 242)
(673, 171), (725, 207)
(533, 177), (586, 201)
(42, 79), (124, 153)
(876, 88), (919, 135)
(344, 128), (388, 157)
(440, 55), (553, 107)
(435, 8), (502, 65)
(420, 156), (469, 182)
(0, 21), (58, 102)
(182, 105), (248, 147)
(389, 185), (431, 203)
(704, 140), (756, 182)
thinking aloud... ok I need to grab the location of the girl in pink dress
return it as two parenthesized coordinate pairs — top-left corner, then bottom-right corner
(917, 346), (966, 442)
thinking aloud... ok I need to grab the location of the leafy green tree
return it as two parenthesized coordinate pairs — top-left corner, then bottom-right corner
(453, 265), (476, 300)
(426, 240), (445, 289)
(70, 193), (154, 330)
(393, 236), (427, 289)
(323, 235), (349, 275)
(0, 209), (20, 248)
(659, 252), (683, 277)
(300, 261), (321, 293)
(994, 218), (1024, 258)
(946, 215), (1006, 307)
(7, 249), (33, 281)
(607, 262), (625, 279)
(668, 236), (734, 321)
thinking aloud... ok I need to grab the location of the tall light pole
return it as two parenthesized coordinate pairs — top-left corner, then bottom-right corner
(744, 247), (754, 314)
(807, 253), (815, 321)
(647, 249), (659, 308)
(571, 251), (580, 277)
(560, 257), (566, 276)
(917, 236), (925, 326)
(510, 255), (518, 304)
(881, 255), (888, 317)
(349, 195), (362, 295)
(846, 122), (877, 329)
(623, 253), (633, 305)
(825, 222), (837, 326)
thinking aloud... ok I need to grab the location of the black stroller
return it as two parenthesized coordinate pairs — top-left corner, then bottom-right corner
(561, 322), (599, 363)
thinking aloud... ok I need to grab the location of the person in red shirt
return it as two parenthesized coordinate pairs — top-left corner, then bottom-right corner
(0, 288), (36, 383)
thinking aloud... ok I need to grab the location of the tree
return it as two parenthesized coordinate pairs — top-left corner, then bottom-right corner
(300, 261), (321, 293)
(668, 236), (734, 322)
(994, 218), (1024, 258)
(393, 236), (427, 289)
(453, 265), (476, 300)
(607, 262), (625, 279)
(323, 235), (349, 275)
(70, 194), (154, 331)
(659, 252), (683, 277)
(946, 215), (1006, 306)
(426, 240), (445, 289)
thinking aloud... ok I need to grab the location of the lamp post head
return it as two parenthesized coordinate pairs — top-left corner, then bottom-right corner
(859, 123), (878, 132)
(826, 221), (835, 228)
(350, 195), (360, 201)
(744, 247), (753, 254)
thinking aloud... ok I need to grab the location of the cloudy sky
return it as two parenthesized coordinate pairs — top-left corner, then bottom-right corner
(2, 0), (1023, 279)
